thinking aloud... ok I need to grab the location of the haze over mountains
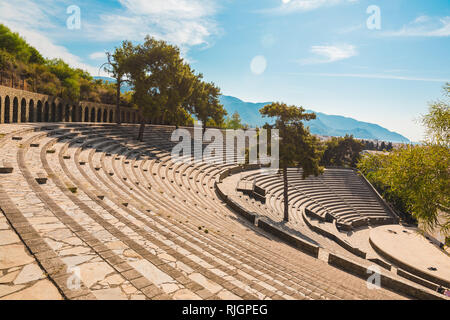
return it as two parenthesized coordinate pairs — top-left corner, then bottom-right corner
(94, 77), (410, 143)
(219, 96), (410, 143)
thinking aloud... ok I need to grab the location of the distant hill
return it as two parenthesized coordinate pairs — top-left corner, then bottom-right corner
(219, 95), (410, 143)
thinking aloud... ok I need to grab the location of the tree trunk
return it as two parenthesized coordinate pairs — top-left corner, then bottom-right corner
(283, 164), (289, 222)
(138, 117), (145, 142)
(116, 79), (121, 125)
(202, 121), (206, 135)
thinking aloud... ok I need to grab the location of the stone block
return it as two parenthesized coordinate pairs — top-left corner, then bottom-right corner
(35, 172), (48, 185)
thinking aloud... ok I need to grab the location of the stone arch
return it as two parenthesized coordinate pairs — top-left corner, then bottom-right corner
(103, 109), (107, 123)
(71, 105), (77, 122)
(77, 106), (82, 122)
(29, 99), (35, 122)
(90, 108), (96, 123)
(84, 106), (89, 122)
(4, 96), (10, 123)
(12, 97), (19, 123)
(97, 109), (102, 123)
(37, 101), (43, 122)
(0, 95), (2, 123)
(50, 102), (56, 122)
(121, 111), (125, 123)
(109, 110), (113, 123)
(43, 101), (49, 122)
(64, 104), (70, 122)
(57, 103), (63, 122)
(20, 98), (27, 122)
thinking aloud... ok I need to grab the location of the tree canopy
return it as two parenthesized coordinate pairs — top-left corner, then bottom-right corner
(114, 36), (226, 140)
(0, 24), (119, 104)
(224, 111), (248, 130)
(421, 83), (450, 148)
(321, 135), (364, 168)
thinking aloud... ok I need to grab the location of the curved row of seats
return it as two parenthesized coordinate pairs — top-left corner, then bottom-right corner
(0, 123), (404, 300)
(242, 168), (396, 230)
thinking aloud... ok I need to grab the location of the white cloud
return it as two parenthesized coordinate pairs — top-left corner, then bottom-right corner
(87, 0), (220, 52)
(119, 0), (216, 19)
(261, 0), (358, 15)
(383, 16), (450, 37)
(0, 0), (58, 30)
(89, 51), (107, 60)
(300, 44), (357, 64)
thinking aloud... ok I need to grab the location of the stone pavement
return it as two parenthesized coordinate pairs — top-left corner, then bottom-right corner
(0, 210), (62, 300)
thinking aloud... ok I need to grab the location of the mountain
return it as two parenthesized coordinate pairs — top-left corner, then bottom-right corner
(219, 95), (410, 143)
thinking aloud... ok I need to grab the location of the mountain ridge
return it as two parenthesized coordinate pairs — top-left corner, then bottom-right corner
(219, 95), (410, 143)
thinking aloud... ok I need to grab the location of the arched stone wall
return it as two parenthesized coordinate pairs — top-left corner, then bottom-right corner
(84, 106), (89, 122)
(29, 99), (35, 122)
(90, 108), (95, 123)
(43, 102), (49, 122)
(0, 85), (138, 124)
(12, 97), (19, 123)
(64, 104), (70, 122)
(37, 101), (42, 122)
(3, 96), (9, 123)
(20, 98), (26, 122)
(71, 105), (76, 122)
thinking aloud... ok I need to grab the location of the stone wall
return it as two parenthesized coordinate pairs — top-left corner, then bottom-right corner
(0, 85), (138, 124)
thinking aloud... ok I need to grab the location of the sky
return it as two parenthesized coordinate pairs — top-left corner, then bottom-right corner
(0, 0), (449, 141)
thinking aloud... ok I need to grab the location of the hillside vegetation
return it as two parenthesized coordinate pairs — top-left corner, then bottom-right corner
(0, 24), (126, 105)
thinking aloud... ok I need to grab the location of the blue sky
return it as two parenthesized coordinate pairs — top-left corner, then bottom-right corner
(0, 0), (449, 141)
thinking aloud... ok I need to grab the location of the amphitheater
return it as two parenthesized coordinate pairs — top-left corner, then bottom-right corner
(0, 86), (449, 300)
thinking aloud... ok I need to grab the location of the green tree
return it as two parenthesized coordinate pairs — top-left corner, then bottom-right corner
(320, 135), (364, 168)
(45, 59), (83, 102)
(386, 142), (393, 151)
(421, 83), (450, 147)
(164, 60), (197, 128)
(224, 111), (248, 129)
(260, 102), (323, 222)
(0, 24), (45, 64)
(104, 41), (134, 124)
(123, 37), (198, 141)
(358, 145), (449, 234)
(189, 79), (226, 133)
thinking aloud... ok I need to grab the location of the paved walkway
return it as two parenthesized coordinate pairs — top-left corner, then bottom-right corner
(0, 209), (62, 299)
